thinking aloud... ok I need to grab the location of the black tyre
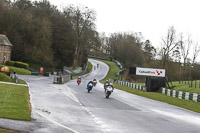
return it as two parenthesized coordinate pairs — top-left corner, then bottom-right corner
(88, 87), (91, 93)
(106, 91), (111, 98)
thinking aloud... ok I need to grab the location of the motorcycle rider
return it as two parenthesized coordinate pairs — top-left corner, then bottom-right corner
(77, 77), (81, 84)
(87, 80), (93, 88)
(104, 80), (110, 92)
(93, 79), (97, 86)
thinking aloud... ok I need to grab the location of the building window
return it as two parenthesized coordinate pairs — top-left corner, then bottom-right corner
(7, 47), (10, 52)
(0, 54), (2, 62)
(7, 55), (10, 61)
(4, 47), (6, 52)
(0, 46), (3, 52)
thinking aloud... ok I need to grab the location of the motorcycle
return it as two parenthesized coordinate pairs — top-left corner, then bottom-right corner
(105, 85), (113, 98)
(87, 83), (93, 93)
(93, 80), (97, 86)
(77, 79), (81, 85)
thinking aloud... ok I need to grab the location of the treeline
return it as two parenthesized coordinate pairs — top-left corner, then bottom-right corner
(1, 0), (200, 81)
(0, 0), (99, 69)
(91, 28), (200, 82)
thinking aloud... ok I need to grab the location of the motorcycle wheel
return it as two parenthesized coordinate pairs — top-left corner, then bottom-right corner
(106, 91), (111, 98)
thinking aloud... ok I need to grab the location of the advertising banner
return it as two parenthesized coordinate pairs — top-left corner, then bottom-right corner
(136, 67), (165, 77)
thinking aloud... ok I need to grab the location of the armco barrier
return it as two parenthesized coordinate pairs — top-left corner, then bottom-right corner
(161, 88), (200, 103)
(116, 80), (146, 91)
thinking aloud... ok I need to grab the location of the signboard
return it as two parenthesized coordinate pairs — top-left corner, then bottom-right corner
(136, 67), (165, 77)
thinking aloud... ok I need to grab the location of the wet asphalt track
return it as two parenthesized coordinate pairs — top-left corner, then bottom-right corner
(0, 59), (200, 133)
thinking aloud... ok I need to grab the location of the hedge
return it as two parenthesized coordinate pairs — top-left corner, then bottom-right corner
(5, 61), (29, 69)
(5, 61), (15, 66)
(14, 61), (29, 69)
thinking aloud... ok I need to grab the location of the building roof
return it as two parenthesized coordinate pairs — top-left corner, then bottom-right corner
(0, 34), (12, 46)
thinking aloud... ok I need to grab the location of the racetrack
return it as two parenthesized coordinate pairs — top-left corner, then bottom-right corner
(0, 59), (200, 133)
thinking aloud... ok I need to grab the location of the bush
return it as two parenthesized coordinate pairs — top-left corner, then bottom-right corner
(14, 61), (29, 69)
(5, 61), (29, 69)
(5, 61), (15, 66)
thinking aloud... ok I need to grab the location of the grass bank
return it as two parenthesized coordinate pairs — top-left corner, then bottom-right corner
(0, 128), (20, 133)
(0, 65), (31, 75)
(90, 58), (120, 83)
(0, 73), (26, 84)
(0, 83), (31, 120)
(168, 81), (200, 94)
(93, 58), (200, 113)
(86, 61), (92, 73)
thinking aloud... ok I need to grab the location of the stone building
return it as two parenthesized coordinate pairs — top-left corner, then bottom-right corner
(0, 34), (12, 64)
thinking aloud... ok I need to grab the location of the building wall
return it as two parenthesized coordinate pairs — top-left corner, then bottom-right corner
(0, 45), (11, 64)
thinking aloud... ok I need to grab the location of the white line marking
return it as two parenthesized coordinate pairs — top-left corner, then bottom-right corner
(26, 80), (80, 133)
(36, 111), (80, 133)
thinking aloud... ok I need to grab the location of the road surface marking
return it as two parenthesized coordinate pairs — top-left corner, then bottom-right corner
(36, 111), (80, 133)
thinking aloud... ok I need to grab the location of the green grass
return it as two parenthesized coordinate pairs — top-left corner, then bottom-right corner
(0, 128), (20, 133)
(93, 58), (200, 113)
(168, 81), (200, 94)
(0, 65), (31, 75)
(0, 83), (31, 121)
(90, 58), (120, 83)
(86, 61), (92, 73)
(0, 73), (13, 82)
(0, 73), (26, 84)
(114, 83), (200, 113)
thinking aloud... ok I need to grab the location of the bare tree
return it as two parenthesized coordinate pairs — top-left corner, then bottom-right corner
(192, 41), (200, 64)
(161, 26), (179, 68)
(179, 33), (192, 69)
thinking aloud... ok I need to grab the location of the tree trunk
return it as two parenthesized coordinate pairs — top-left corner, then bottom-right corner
(73, 39), (81, 68)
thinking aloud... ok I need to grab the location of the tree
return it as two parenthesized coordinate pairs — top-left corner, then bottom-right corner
(143, 40), (156, 65)
(160, 26), (179, 68)
(179, 33), (192, 69)
(192, 42), (200, 65)
(64, 5), (96, 68)
(104, 32), (144, 67)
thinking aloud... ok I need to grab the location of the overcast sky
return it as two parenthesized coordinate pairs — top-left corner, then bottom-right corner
(47, 0), (200, 60)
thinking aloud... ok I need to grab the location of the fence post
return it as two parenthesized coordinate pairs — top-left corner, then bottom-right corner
(199, 80), (200, 88)
(191, 80), (193, 88)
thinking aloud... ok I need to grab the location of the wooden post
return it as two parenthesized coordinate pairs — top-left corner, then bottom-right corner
(199, 80), (200, 88)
